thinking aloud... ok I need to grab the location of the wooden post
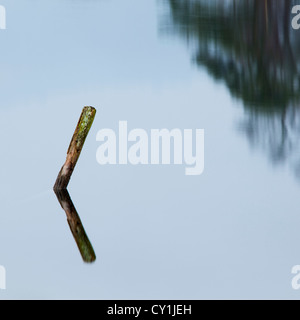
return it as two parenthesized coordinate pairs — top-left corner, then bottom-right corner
(53, 106), (96, 191)
(54, 189), (96, 263)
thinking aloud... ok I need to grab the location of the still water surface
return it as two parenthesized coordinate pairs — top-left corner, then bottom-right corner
(1, 0), (300, 299)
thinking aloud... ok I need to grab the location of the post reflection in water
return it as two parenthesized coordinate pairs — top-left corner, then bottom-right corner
(163, 0), (300, 179)
(54, 189), (96, 263)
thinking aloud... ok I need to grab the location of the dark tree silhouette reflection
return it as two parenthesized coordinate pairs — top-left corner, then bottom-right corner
(163, 0), (300, 176)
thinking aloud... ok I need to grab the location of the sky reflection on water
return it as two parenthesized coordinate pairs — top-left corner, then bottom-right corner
(1, 0), (300, 299)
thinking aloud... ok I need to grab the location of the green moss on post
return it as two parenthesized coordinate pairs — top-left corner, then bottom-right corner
(54, 106), (96, 191)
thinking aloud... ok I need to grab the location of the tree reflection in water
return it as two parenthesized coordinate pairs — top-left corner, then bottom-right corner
(163, 0), (300, 178)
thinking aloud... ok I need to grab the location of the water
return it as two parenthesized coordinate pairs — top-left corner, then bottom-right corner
(1, 0), (300, 299)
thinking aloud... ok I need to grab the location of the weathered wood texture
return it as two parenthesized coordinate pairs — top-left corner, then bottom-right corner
(53, 106), (96, 190)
